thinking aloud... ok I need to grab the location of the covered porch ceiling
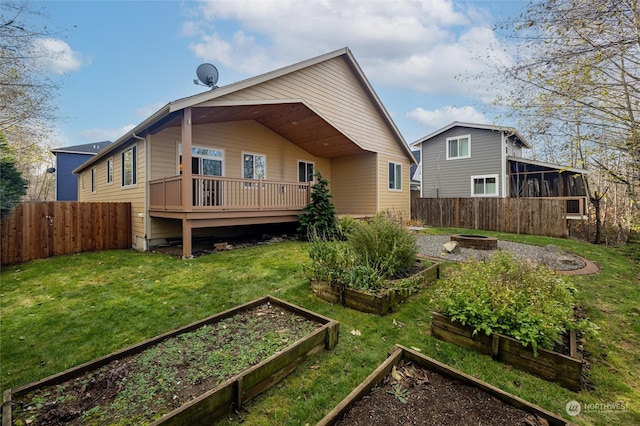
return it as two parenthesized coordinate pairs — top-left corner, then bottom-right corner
(153, 102), (369, 159)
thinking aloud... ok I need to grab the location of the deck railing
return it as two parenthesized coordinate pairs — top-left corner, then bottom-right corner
(149, 175), (310, 211)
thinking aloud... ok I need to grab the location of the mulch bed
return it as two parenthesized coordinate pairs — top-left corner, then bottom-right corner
(334, 359), (550, 426)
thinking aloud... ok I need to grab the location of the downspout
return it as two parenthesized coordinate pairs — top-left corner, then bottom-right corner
(132, 132), (148, 251)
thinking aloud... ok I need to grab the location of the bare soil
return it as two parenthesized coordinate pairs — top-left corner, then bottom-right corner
(11, 303), (320, 425)
(334, 360), (551, 426)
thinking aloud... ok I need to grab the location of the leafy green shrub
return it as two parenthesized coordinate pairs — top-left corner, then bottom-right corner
(435, 252), (582, 354)
(308, 240), (354, 284)
(308, 214), (418, 292)
(335, 215), (357, 241)
(349, 213), (418, 278)
(0, 135), (27, 220)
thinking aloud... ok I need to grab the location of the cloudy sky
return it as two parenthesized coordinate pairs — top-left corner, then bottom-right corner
(30, 0), (525, 147)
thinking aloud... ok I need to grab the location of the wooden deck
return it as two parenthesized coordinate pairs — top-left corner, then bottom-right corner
(148, 176), (310, 257)
(149, 175), (310, 213)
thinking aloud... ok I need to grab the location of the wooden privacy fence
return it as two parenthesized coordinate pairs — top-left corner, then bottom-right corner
(1, 202), (131, 266)
(412, 197), (567, 238)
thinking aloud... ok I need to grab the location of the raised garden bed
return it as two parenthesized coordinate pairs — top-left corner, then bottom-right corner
(431, 312), (583, 392)
(310, 259), (441, 315)
(3, 296), (339, 425)
(318, 345), (569, 426)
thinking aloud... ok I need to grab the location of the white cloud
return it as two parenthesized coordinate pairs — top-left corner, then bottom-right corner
(79, 125), (136, 143)
(32, 38), (89, 74)
(407, 105), (487, 131)
(135, 102), (167, 118)
(185, 0), (511, 98)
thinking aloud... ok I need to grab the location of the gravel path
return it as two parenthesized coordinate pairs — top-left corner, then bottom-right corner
(416, 235), (586, 271)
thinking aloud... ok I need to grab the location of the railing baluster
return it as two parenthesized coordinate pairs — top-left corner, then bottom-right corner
(149, 176), (309, 212)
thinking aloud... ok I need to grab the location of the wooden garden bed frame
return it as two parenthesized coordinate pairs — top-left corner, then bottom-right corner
(2, 296), (339, 426)
(318, 344), (570, 426)
(431, 312), (583, 392)
(310, 260), (441, 315)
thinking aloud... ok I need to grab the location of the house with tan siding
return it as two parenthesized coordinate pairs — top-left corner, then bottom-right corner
(74, 48), (415, 258)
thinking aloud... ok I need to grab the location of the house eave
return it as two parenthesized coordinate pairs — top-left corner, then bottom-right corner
(507, 156), (588, 175)
(411, 121), (532, 150)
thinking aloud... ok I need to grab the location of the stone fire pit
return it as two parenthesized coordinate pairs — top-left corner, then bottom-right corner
(450, 234), (498, 250)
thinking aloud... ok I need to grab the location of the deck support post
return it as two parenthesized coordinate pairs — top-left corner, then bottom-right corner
(182, 218), (193, 259)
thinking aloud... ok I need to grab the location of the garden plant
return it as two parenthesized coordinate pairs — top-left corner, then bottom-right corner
(308, 213), (419, 293)
(435, 252), (597, 354)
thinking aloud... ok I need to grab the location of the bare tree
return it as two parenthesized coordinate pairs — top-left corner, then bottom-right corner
(1, 0), (62, 201)
(491, 0), (640, 242)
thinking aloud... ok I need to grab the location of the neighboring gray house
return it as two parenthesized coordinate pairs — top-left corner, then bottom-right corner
(51, 141), (112, 201)
(411, 122), (588, 219)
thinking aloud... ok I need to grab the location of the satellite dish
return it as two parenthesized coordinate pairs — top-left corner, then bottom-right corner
(195, 63), (219, 89)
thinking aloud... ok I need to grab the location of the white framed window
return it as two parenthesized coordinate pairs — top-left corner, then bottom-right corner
(178, 144), (224, 176)
(298, 161), (314, 183)
(388, 161), (402, 190)
(243, 152), (266, 180)
(122, 146), (137, 187)
(471, 174), (498, 196)
(91, 167), (97, 193)
(106, 157), (113, 184)
(446, 135), (471, 160)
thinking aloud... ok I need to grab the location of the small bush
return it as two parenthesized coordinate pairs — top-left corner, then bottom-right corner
(298, 172), (337, 240)
(435, 252), (582, 353)
(349, 213), (418, 278)
(308, 214), (418, 292)
(308, 240), (354, 284)
(335, 215), (357, 241)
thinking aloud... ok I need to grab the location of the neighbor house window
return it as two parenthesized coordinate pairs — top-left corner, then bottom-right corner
(122, 146), (137, 187)
(446, 135), (470, 160)
(388, 162), (402, 190)
(472, 175), (498, 196)
(91, 167), (97, 193)
(243, 153), (266, 180)
(106, 157), (113, 184)
(298, 161), (314, 183)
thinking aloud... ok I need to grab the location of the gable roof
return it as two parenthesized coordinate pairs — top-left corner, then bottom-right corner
(76, 47), (415, 173)
(52, 141), (112, 155)
(410, 121), (531, 149)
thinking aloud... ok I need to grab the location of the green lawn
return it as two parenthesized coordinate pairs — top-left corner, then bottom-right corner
(1, 229), (638, 425)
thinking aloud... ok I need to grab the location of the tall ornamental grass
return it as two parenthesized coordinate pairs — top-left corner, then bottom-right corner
(308, 213), (418, 292)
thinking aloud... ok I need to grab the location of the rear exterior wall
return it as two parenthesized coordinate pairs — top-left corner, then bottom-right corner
(421, 127), (503, 198)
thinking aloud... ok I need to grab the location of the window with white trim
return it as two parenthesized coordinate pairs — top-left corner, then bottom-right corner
(298, 161), (314, 183)
(446, 135), (470, 160)
(122, 146), (136, 187)
(243, 152), (266, 180)
(388, 161), (402, 190)
(91, 167), (97, 193)
(471, 175), (498, 196)
(106, 157), (113, 184)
